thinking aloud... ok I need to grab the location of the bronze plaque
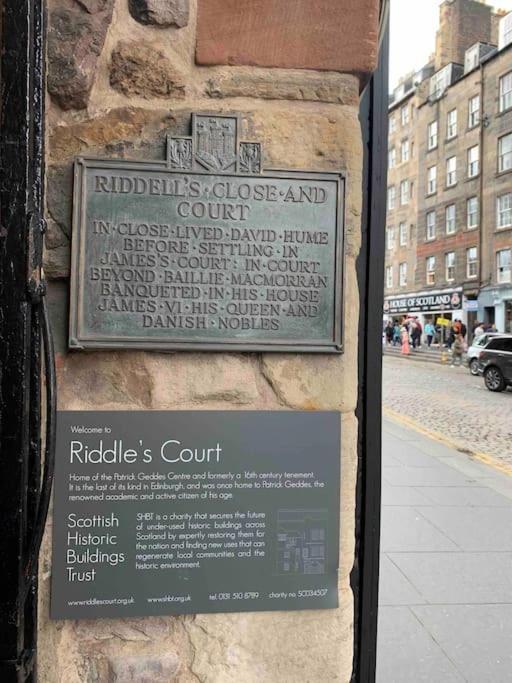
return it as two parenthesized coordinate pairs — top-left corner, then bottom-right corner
(69, 114), (344, 353)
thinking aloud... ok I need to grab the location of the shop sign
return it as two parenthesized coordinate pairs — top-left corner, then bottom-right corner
(436, 317), (451, 326)
(383, 288), (463, 315)
(463, 299), (479, 312)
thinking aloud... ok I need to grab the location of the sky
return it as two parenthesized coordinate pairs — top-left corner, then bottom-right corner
(390, 0), (512, 90)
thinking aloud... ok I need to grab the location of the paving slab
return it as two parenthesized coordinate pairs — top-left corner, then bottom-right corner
(381, 507), (459, 552)
(381, 483), (434, 507)
(417, 506), (512, 551)
(377, 606), (465, 682)
(379, 555), (427, 606)
(383, 465), (478, 488)
(412, 605), (512, 683)
(418, 486), (512, 507)
(389, 552), (512, 605)
(378, 416), (512, 682)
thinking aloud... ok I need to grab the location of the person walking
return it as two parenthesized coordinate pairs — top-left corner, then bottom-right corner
(425, 321), (435, 348)
(400, 324), (410, 355)
(450, 333), (464, 367)
(411, 318), (422, 349)
(385, 321), (393, 345)
(393, 322), (401, 346)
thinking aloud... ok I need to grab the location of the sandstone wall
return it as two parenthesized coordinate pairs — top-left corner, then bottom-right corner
(40, 1), (377, 680)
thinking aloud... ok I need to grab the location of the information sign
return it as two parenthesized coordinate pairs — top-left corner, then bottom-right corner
(69, 114), (344, 353)
(51, 411), (341, 619)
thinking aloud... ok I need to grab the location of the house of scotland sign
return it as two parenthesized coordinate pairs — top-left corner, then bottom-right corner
(69, 113), (345, 352)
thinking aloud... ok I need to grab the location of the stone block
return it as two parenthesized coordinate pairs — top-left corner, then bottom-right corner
(47, 1), (115, 110)
(107, 654), (179, 682)
(74, 617), (169, 642)
(146, 354), (261, 407)
(110, 41), (186, 99)
(49, 108), (177, 163)
(128, 0), (189, 28)
(205, 70), (359, 105)
(196, 0), (380, 78)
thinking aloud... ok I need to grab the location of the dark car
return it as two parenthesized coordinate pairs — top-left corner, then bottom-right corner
(478, 335), (512, 392)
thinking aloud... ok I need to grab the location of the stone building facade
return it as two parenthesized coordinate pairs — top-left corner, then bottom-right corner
(385, 87), (420, 298)
(40, 1), (381, 681)
(384, 0), (512, 336)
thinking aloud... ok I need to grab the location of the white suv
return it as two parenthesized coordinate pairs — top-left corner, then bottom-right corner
(467, 333), (502, 375)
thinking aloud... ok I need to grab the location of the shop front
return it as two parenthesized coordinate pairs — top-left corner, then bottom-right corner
(383, 287), (464, 335)
(478, 286), (512, 333)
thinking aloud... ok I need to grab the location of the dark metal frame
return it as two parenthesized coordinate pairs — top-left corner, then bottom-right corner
(352, 3), (389, 681)
(0, 0), (54, 681)
(69, 157), (346, 353)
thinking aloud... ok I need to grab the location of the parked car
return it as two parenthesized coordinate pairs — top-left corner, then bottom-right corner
(466, 333), (502, 375)
(477, 335), (512, 392)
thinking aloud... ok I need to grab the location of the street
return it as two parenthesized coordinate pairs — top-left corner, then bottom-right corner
(378, 356), (512, 682)
(383, 355), (512, 469)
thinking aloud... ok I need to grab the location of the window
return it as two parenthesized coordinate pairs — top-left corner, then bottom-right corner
(468, 95), (480, 128)
(427, 165), (437, 194)
(399, 262), (407, 287)
(497, 249), (512, 283)
(389, 116), (396, 134)
(497, 193), (512, 228)
(386, 227), (395, 250)
(426, 256), (436, 285)
(427, 121), (438, 150)
(430, 64), (453, 100)
(401, 104), (409, 126)
(488, 337), (512, 352)
(446, 156), (457, 186)
(387, 186), (396, 211)
(465, 45), (480, 73)
(467, 196), (478, 229)
(499, 72), (512, 113)
(498, 133), (512, 173)
(426, 210), (436, 240)
(467, 145), (479, 178)
(447, 109), (457, 139)
(401, 139), (410, 163)
(446, 204), (456, 234)
(466, 247), (478, 278)
(499, 12), (512, 50)
(388, 147), (396, 168)
(386, 266), (393, 289)
(399, 222), (408, 246)
(445, 252), (455, 281)
(400, 180), (409, 205)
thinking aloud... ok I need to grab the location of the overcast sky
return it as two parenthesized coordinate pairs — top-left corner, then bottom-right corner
(390, 0), (512, 90)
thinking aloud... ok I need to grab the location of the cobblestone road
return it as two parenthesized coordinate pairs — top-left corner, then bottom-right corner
(383, 356), (512, 467)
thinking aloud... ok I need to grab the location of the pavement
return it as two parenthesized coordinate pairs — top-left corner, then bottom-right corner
(377, 417), (512, 682)
(382, 355), (512, 470)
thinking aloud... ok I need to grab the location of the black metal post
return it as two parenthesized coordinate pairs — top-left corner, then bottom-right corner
(352, 3), (389, 681)
(0, 0), (46, 680)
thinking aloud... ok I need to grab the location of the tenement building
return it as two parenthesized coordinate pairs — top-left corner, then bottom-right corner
(384, 0), (512, 335)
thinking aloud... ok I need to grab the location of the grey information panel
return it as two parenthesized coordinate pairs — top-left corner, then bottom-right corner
(51, 411), (341, 619)
(69, 113), (344, 352)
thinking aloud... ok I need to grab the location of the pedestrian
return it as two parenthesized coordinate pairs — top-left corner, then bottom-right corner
(460, 321), (467, 339)
(400, 325), (410, 355)
(450, 334), (464, 367)
(411, 319), (421, 349)
(425, 320), (435, 348)
(385, 321), (393, 345)
(393, 322), (401, 346)
(474, 322), (484, 337)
